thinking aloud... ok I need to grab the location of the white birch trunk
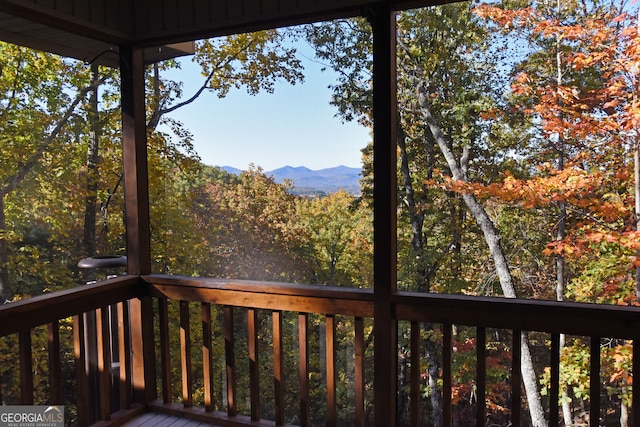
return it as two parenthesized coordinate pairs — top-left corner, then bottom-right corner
(418, 93), (547, 426)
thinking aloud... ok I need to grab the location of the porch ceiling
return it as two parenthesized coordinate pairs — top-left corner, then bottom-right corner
(0, 0), (449, 65)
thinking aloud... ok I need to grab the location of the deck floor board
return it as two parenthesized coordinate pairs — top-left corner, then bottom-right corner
(121, 412), (217, 426)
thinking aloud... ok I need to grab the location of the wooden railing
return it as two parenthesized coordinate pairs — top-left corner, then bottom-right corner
(395, 292), (640, 426)
(0, 276), (146, 425)
(1, 275), (640, 426)
(144, 275), (374, 427)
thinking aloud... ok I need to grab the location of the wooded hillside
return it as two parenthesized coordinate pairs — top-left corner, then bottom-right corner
(1, 0), (639, 423)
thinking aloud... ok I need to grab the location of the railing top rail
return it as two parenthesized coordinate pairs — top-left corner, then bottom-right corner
(0, 275), (143, 337)
(394, 291), (640, 338)
(143, 274), (373, 298)
(143, 274), (375, 317)
(4, 273), (640, 338)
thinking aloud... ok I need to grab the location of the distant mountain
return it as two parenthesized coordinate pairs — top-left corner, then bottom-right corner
(221, 166), (243, 176)
(220, 165), (361, 196)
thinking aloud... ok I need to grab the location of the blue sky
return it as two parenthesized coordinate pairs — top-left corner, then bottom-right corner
(163, 47), (370, 171)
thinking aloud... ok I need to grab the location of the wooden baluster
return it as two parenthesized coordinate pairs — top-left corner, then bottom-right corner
(476, 326), (486, 427)
(354, 316), (365, 427)
(298, 313), (310, 427)
(18, 329), (33, 405)
(590, 336), (601, 427)
(326, 314), (336, 427)
(179, 300), (192, 408)
(248, 308), (260, 421)
(96, 307), (111, 420)
(633, 339), (640, 426)
(202, 302), (214, 412)
(511, 331), (522, 427)
(224, 306), (236, 417)
(47, 321), (62, 404)
(410, 321), (420, 427)
(158, 298), (171, 404)
(273, 310), (284, 425)
(129, 296), (156, 404)
(117, 301), (132, 409)
(549, 333), (560, 427)
(443, 323), (452, 427)
(74, 315), (89, 427)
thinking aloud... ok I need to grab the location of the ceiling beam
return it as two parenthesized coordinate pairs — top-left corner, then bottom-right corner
(0, 27), (112, 62)
(0, 0), (130, 45)
(122, 0), (457, 48)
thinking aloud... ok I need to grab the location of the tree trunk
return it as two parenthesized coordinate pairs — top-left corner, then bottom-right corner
(397, 114), (427, 288)
(520, 333), (547, 427)
(449, 195), (463, 280)
(84, 64), (100, 262)
(397, 114), (443, 424)
(554, 13), (574, 421)
(424, 332), (443, 426)
(635, 139), (640, 301)
(418, 94), (547, 426)
(556, 146), (572, 424)
(620, 398), (629, 427)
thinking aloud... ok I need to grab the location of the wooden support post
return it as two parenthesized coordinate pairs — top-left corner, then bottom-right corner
(120, 43), (151, 277)
(120, 44), (155, 404)
(370, 3), (398, 427)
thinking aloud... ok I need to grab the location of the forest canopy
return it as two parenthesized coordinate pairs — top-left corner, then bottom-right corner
(1, 0), (640, 423)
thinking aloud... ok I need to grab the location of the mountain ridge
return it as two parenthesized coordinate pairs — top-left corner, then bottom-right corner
(220, 165), (361, 195)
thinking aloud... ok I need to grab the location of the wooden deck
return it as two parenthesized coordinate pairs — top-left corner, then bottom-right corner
(121, 412), (219, 427)
(4, 276), (640, 425)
